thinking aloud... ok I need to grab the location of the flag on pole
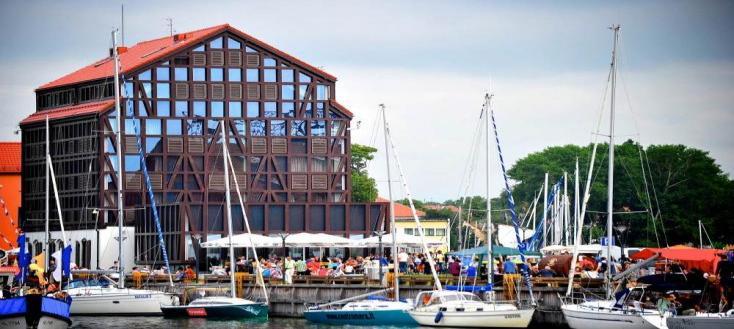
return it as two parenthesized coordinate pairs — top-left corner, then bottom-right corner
(62, 245), (72, 278)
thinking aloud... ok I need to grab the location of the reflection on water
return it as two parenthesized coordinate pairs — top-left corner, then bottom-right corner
(70, 317), (420, 329)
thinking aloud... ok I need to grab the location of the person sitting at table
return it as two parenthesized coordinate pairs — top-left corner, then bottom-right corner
(538, 266), (556, 277)
(307, 257), (321, 274)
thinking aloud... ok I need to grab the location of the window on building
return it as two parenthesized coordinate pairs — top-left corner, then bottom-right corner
(187, 120), (203, 135)
(139, 70), (152, 80)
(193, 101), (206, 117)
(174, 67), (188, 81)
(264, 102), (276, 117)
(436, 228), (446, 236)
(146, 137), (161, 153)
(264, 69), (276, 82)
(125, 155), (141, 172)
(227, 38), (241, 49)
(175, 101), (188, 117)
(146, 119), (162, 135)
(228, 68), (241, 82)
(282, 102), (295, 117)
(210, 68), (223, 82)
(229, 102), (242, 117)
(157, 101), (170, 117)
(271, 120), (286, 136)
(125, 119), (140, 134)
(193, 44), (205, 52)
(234, 119), (246, 136)
(317, 85), (330, 100)
(404, 228), (414, 235)
(210, 37), (223, 49)
(281, 69), (294, 83)
(247, 102), (259, 118)
(250, 120), (265, 136)
(211, 102), (224, 117)
(263, 57), (276, 66)
(246, 69), (258, 82)
(167, 120), (182, 135)
(299, 72), (311, 83)
(291, 120), (306, 136)
(156, 67), (169, 81)
(311, 120), (326, 136)
(282, 85), (295, 100)
(193, 68), (205, 81)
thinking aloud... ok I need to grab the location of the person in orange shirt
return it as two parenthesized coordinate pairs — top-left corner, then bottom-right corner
(184, 265), (196, 280)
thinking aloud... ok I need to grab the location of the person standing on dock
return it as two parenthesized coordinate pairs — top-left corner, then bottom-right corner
(284, 256), (296, 285)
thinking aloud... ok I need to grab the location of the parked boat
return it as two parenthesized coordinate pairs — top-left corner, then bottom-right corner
(0, 294), (71, 329)
(160, 121), (269, 319)
(304, 297), (415, 326)
(641, 310), (734, 329)
(408, 291), (534, 328)
(563, 298), (658, 329)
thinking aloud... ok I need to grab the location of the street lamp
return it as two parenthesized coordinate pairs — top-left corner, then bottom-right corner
(278, 233), (290, 258)
(614, 224), (628, 261)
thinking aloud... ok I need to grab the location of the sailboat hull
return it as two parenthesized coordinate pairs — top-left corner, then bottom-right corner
(304, 308), (416, 326)
(409, 308), (534, 328)
(161, 302), (268, 319)
(66, 287), (174, 315)
(562, 303), (657, 329)
(0, 295), (72, 329)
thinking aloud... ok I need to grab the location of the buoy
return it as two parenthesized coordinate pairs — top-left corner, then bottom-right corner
(434, 310), (444, 323)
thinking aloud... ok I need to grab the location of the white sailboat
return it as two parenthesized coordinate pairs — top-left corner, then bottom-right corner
(66, 30), (176, 316)
(561, 24), (660, 329)
(160, 120), (269, 318)
(409, 94), (534, 328)
(303, 104), (416, 326)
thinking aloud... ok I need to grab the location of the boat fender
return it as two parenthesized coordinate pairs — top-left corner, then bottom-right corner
(434, 310), (444, 323)
(727, 309), (734, 316)
(171, 295), (180, 306)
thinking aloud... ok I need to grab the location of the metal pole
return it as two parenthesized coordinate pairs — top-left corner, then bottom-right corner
(564, 172), (569, 245)
(44, 116), (50, 271)
(380, 104), (400, 301)
(542, 173), (548, 247)
(574, 158), (580, 246)
(112, 30), (125, 288)
(606, 24), (620, 299)
(698, 220), (703, 249)
(484, 94), (493, 282)
(222, 121), (236, 298)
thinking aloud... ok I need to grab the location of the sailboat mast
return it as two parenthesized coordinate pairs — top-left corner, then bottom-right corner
(484, 93), (493, 282)
(44, 116), (50, 269)
(574, 159), (580, 245)
(221, 121), (237, 298)
(112, 30), (125, 288)
(380, 104), (400, 301)
(542, 173), (548, 247)
(606, 24), (620, 299)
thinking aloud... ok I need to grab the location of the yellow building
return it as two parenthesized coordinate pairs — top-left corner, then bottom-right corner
(378, 198), (451, 253)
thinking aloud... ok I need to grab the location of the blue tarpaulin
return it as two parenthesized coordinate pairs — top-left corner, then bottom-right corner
(445, 284), (493, 292)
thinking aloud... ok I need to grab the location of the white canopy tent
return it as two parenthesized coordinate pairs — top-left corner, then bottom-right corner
(281, 232), (359, 248)
(358, 232), (443, 248)
(201, 233), (280, 249)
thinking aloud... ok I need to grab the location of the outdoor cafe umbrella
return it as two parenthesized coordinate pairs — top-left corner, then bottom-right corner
(283, 232), (357, 247)
(358, 232), (443, 248)
(200, 233), (280, 248)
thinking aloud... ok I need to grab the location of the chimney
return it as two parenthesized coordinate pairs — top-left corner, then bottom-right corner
(173, 33), (193, 42)
(108, 46), (129, 57)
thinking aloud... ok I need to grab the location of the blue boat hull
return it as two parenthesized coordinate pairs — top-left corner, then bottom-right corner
(304, 308), (417, 326)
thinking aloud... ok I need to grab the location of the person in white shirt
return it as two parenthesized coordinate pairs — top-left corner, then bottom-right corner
(398, 250), (409, 273)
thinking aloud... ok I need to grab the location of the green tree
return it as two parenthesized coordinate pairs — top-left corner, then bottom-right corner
(350, 144), (378, 202)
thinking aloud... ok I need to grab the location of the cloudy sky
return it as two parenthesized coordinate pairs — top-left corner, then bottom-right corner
(1, 0), (732, 201)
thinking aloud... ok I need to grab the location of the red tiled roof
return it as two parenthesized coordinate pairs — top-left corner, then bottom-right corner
(38, 24), (336, 91)
(376, 197), (426, 218)
(0, 142), (21, 173)
(329, 100), (354, 118)
(20, 100), (115, 125)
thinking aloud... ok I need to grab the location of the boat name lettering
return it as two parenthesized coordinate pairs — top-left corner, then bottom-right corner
(325, 312), (375, 320)
(504, 313), (521, 319)
(134, 294), (151, 299)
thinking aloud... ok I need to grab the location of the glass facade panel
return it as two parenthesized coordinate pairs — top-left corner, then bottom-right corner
(229, 102), (242, 117)
(299, 72), (311, 83)
(175, 101), (188, 117)
(317, 85), (329, 100)
(247, 102), (259, 118)
(210, 37), (223, 48)
(250, 120), (265, 136)
(193, 68), (205, 81)
(143, 83), (152, 97)
(246, 69), (258, 82)
(125, 155), (141, 172)
(264, 57), (276, 66)
(282, 102), (294, 117)
(146, 137), (161, 153)
(146, 119), (162, 135)
(264, 69), (276, 82)
(228, 68), (241, 82)
(311, 120), (326, 136)
(187, 120), (203, 135)
(157, 101), (170, 117)
(281, 69), (294, 83)
(167, 120), (182, 135)
(210, 68), (223, 82)
(125, 118), (140, 134)
(291, 120), (306, 136)
(271, 120), (286, 136)
(174, 67), (188, 81)
(193, 101), (206, 117)
(211, 102), (224, 117)
(193, 44), (205, 52)
(156, 67), (169, 81)
(282, 85), (295, 100)
(228, 38), (241, 49)
(299, 84), (308, 100)
(264, 102), (276, 117)
(139, 70), (151, 80)
(234, 119), (246, 136)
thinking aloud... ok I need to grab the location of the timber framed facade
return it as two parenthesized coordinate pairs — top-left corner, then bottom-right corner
(20, 24), (387, 267)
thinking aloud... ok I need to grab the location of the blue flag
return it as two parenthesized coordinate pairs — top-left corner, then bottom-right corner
(16, 234), (28, 284)
(61, 245), (72, 277)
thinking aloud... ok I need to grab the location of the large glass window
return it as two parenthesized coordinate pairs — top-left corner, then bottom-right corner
(234, 119), (246, 136)
(299, 72), (311, 83)
(193, 44), (205, 52)
(247, 102), (259, 118)
(175, 101), (188, 117)
(157, 101), (170, 117)
(125, 155), (141, 172)
(299, 84), (309, 100)
(210, 68), (223, 82)
(193, 68), (205, 81)
(124, 81), (134, 97)
(282, 102), (295, 117)
(227, 38), (241, 49)
(139, 70), (151, 80)
(281, 69), (294, 83)
(174, 67), (188, 81)
(271, 120), (286, 136)
(246, 69), (258, 82)
(264, 102), (276, 117)
(146, 119), (162, 135)
(263, 57), (276, 66)
(143, 83), (152, 97)
(311, 120), (326, 136)
(167, 120), (182, 135)
(282, 85), (295, 100)
(229, 102), (242, 117)
(264, 69), (276, 82)
(330, 121), (343, 136)
(187, 120), (203, 135)
(250, 120), (265, 136)
(138, 101), (149, 117)
(125, 119), (140, 134)
(317, 85), (329, 100)
(228, 68), (241, 82)
(156, 67), (169, 81)
(193, 101), (206, 117)
(146, 137), (161, 153)
(291, 120), (306, 136)
(210, 37), (223, 49)
(211, 102), (224, 117)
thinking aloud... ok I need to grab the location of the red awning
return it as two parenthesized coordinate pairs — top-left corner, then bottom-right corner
(630, 247), (723, 273)
(0, 266), (19, 275)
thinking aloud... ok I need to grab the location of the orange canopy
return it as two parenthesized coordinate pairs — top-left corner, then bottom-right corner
(630, 247), (723, 273)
